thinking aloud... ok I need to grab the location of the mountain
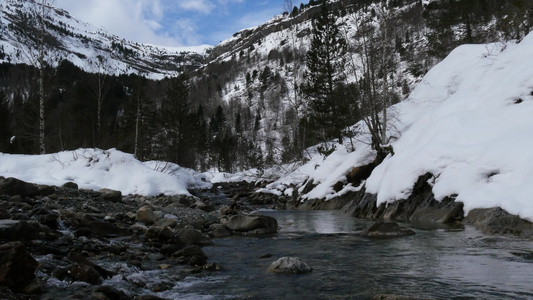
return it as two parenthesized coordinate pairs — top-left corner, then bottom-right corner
(0, 0), (531, 174)
(0, 0), (208, 78)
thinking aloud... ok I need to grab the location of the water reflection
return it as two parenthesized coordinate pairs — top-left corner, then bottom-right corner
(188, 210), (533, 299)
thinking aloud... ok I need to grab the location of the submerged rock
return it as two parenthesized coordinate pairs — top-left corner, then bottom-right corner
(225, 214), (278, 234)
(267, 257), (312, 274)
(360, 221), (415, 238)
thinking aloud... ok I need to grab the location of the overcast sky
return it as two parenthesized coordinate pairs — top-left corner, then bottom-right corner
(54, 0), (306, 47)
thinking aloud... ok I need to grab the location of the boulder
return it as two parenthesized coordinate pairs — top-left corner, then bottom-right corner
(361, 221), (415, 238)
(100, 188), (122, 203)
(172, 245), (208, 266)
(225, 214), (278, 234)
(137, 206), (155, 224)
(62, 182), (78, 189)
(465, 208), (533, 236)
(0, 177), (38, 197)
(0, 219), (42, 241)
(0, 241), (39, 292)
(177, 228), (213, 246)
(267, 257), (312, 274)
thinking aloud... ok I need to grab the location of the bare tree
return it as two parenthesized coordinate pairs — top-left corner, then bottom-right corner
(343, 1), (398, 160)
(88, 53), (113, 144)
(283, 0), (294, 15)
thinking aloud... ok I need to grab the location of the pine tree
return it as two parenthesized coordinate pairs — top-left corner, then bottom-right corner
(302, 0), (348, 144)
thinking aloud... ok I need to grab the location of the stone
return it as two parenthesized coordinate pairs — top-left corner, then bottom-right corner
(208, 224), (232, 238)
(137, 206), (155, 224)
(465, 208), (533, 236)
(0, 177), (38, 197)
(0, 241), (39, 292)
(177, 228), (213, 246)
(360, 221), (415, 238)
(87, 220), (130, 237)
(0, 219), (42, 241)
(267, 257), (312, 274)
(64, 263), (103, 285)
(37, 184), (55, 196)
(67, 252), (116, 279)
(146, 225), (176, 243)
(172, 245), (208, 265)
(225, 214), (278, 234)
(62, 182), (78, 189)
(100, 188), (122, 203)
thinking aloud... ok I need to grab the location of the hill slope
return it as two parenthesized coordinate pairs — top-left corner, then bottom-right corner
(263, 31), (533, 220)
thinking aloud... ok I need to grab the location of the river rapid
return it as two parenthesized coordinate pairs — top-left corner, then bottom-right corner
(145, 210), (533, 299)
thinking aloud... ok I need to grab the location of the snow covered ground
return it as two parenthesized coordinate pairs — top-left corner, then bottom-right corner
(262, 32), (533, 221)
(0, 148), (210, 196)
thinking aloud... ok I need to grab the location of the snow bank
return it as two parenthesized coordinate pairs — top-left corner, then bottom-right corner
(366, 33), (533, 220)
(0, 148), (210, 196)
(261, 32), (533, 221)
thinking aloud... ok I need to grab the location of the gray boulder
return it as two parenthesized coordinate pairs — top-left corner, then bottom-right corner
(225, 214), (278, 234)
(267, 257), (312, 274)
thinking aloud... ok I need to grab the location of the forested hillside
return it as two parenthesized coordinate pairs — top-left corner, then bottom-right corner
(0, 0), (531, 173)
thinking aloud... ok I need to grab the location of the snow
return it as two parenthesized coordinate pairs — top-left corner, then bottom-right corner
(261, 31), (533, 220)
(0, 148), (211, 196)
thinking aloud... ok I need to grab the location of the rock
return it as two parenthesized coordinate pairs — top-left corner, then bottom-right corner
(146, 225), (176, 243)
(267, 257), (312, 274)
(88, 220), (130, 237)
(465, 208), (533, 236)
(225, 214), (278, 234)
(137, 206), (155, 224)
(208, 224), (231, 238)
(67, 252), (116, 279)
(21, 279), (43, 295)
(100, 188), (122, 203)
(0, 241), (39, 292)
(0, 219), (42, 241)
(177, 228), (213, 246)
(62, 182), (78, 189)
(37, 184), (55, 195)
(361, 221), (415, 238)
(0, 177), (38, 197)
(172, 245), (208, 266)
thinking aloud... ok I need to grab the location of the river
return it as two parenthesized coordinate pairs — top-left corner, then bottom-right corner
(159, 210), (533, 299)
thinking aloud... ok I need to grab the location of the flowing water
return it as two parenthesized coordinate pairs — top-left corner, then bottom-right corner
(40, 210), (533, 299)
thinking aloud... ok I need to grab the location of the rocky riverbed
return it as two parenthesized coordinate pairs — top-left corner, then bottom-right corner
(1, 174), (532, 299)
(0, 177), (278, 299)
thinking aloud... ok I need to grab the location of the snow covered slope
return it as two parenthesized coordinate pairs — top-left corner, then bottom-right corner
(0, 0), (208, 78)
(367, 32), (533, 220)
(0, 148), (211, 196)
(264, 31), (533, 220)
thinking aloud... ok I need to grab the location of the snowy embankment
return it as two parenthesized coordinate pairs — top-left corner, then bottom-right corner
(264, 32), (533, 220)
(0, 148), (211, 196)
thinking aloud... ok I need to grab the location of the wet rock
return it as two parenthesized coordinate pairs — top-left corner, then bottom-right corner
(87, 220), (130, 237)
(146, 225), (176, 243)
(267, 257), (312, 274)
(361, 221), (415, 238)
(0, 177), (38, 197)
(137, 295), (170, 300)
(465, 208), (533, 236)
(0, 219), (42, 241)
(100, 188), (122, 203)
(67, 252), (116, 279)
(225, 214), (278, 234)
(21, 279), (43, 295)
(177, 228), (213, 246)
(172, 245), (208, 266)
(208, 223), (231, 238)
(137, 206), (155, 224)
(62, 182), (78, 189)
(0, 241), (39, 292)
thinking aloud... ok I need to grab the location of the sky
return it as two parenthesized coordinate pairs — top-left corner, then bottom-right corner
(54, 0), (306, 48)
